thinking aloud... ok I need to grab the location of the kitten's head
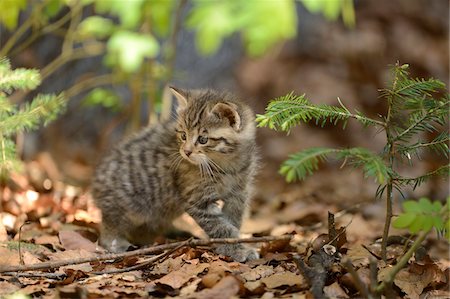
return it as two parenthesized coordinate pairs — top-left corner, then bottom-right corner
(170, 87), (255, 168)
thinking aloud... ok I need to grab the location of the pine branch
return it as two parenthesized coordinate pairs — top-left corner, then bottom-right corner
(337, 147), (392, 184)
(256, 93), (385, 132)
(398, 132), (450, 159)
(0, 94), (65, 136)
(392, 100), (448, 143)
(396, 164), (450, 189)
(0, 59), (41, 92)
(280, 147), (338, 182)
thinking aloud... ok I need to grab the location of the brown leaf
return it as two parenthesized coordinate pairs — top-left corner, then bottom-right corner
(260, 238), (293, 256)
(392, 263), (446, 299)
(48, 249), (95, 272)
(58, 230), (98, 252)
(192, 275), (240, 299)
(324, 282), (349, 298)
(155, 262), (209, 289)
(260, 272), (305, 289)
(0, 281), (20, 296)
(241, 265), (275, 282)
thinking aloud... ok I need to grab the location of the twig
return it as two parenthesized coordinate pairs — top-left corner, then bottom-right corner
(92, 240), (188, 275)
(1, 272), (66, 279)
(0, 235), (291, 273)
(18, 221), (31, 265)
(362, 244), (382, 260)
(328, 212), (337, 247)
(342, 259), (369, 298)
(369, 258), (380, 299)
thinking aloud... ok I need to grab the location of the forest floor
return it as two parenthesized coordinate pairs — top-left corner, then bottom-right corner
(0, 163), (449, 298)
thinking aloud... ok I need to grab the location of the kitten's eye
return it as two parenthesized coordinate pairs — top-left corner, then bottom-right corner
(180, 132), (186, 141)
(198, 136), (208, 144)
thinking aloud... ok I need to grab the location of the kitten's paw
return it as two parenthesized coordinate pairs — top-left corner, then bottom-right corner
(216, 244), (259, 262)
(100, 237), (133, 253)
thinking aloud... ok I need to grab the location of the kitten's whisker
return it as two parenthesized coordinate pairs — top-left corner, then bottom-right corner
(208, 158), (225, 174)
(203, 160), (217, 183)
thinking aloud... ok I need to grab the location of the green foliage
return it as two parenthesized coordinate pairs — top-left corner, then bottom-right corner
(0, 58), (65, 180)
(393, 197), (449, 240)
(256, 93), (383, 132)
(302, 0), (355, 27)
(280, 147), (391, 184)
(257, 64), (449, 189)
(106, 30), (159, 73)
(187, 0), (297, 56)
(0, 0), (26, 30)
(82, 88), (122, 112)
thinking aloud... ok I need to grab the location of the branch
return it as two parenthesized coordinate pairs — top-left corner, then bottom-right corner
(0, 235), (291, 273)
(375, 230), (429, 294)
(65, 74), (116, 98)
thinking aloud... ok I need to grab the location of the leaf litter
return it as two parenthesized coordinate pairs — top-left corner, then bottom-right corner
(0, 167), (448, 298)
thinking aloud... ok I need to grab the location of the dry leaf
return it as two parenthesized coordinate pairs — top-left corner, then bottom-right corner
(260, 272), (305, 289)
(58, 230), (97, 252)
(241, 265), (275, 281)
(0, 281), (20, 296)
(324, 282), (349, 298)
(192, 276), (240, 299)
(393, 263), (446, 299)
(155, 262), (209, 289)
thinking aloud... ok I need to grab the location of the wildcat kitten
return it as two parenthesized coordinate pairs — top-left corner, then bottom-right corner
(92, 87), (259, 262)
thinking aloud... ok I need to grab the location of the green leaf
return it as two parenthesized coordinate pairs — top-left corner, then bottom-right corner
(393, 213), (416, 229)
(187, 0), (297, 56)
(0, 0), (27, 30)
(107, 31), (159, 73)
(432, 216), (444, 230)
(82, 88), (122, 112)
(409, 215), (425, 233)
(94, 0), (145, 29)
(403, 200), (422, 213)
(145, 0), (175, 37)
(78, 16), (114, 39)
(418, 197), (435, 213)
(44, 0), (64, 18)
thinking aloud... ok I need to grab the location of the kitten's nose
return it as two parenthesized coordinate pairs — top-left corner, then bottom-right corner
(184, 149), (192, 157)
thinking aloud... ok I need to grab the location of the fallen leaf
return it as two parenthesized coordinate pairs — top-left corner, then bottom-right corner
(242, 217), (277, 234)
(192, 275), (240, 299)
(155, 262), (209, 289)
(58, 230), (97, 252)
(393, 263), (446, 299)
(48, 249), (95, 272)
(180, 277), (202, 296)
(260, 272), (305, 289)
(0, 281), (20, 296)
(241, 265), (275, 281)
(324, 282), (349, 298)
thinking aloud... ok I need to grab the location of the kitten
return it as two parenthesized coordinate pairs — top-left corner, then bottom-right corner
(92, 87), (259, 262)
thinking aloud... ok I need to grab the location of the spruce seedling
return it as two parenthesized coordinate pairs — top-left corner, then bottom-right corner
(0, 57), (65, 182)
(256, 63), (449, 261)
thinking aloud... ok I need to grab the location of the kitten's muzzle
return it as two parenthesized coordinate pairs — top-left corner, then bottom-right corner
(184, 149), (192, 157)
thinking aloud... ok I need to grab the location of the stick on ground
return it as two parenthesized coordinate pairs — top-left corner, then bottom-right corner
(0, 235), (292, 273)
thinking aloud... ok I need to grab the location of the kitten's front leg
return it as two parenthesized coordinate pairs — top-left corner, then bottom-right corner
(186, 195), (258, 262)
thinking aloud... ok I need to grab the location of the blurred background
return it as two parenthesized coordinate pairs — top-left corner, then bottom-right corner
(1, 0), (448, 210)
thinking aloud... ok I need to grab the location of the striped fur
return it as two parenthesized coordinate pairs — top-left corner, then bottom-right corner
(92, 88), (259, 262)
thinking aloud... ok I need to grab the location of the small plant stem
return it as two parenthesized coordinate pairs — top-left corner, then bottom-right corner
(375, 230), (429, 294)
(381, 180), (393, 261)
(381, 63), (400, 262)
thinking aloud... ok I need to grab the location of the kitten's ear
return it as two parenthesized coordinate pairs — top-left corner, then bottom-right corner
(211, 102), (241, 130)
(169, 86), (188, 113)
